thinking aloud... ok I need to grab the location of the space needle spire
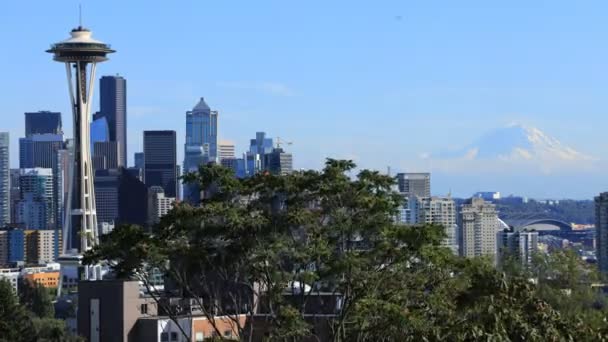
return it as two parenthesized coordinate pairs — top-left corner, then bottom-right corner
(47, 24), (114, 291)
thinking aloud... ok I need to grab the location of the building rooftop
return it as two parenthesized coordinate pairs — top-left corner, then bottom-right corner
(192, 97), (211, 112)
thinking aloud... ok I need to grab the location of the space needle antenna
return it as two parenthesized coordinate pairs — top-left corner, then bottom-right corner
(79, 4), (82, 27)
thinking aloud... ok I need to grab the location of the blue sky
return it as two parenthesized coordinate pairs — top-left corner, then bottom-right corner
(1, 1), (608, 198)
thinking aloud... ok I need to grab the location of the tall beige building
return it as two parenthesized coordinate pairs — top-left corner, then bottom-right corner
(35, 230), (56, 265)
(459, 198), (499, 262)
(417, 196), (458, 254)
(218, 140), (236, 161)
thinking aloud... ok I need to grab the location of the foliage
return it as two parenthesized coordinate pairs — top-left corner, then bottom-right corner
(20, 279), (55, 319)
(0, 279), (33, 342)
(0, 279), (81, 342)
(530, 250), (608, 328)
(85, 160), (608, 341)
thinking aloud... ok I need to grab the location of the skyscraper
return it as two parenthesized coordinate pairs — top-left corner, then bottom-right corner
(134, 152), (144, 169)
(19, 111), (66, 231)
(396, 173), (431, 197)
(595, 192), (608, 273)
(19, 134), (64, 169)
(183, 98), (218, 203)
(25, 111), (62, 136)
(94, 168), (148, 230)
(0, 133), (9, 227)
(264, 148), (293, 175)
(459, 198), (500, 262)
(416, 196), (459, 254)
(99, 75), (127, 167)
(249, 132), (274, 156)
(92, 141), (119, 170)
(144, 131), (178, 198)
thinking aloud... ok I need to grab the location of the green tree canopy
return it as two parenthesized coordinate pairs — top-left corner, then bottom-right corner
(85, 160), (608, 341)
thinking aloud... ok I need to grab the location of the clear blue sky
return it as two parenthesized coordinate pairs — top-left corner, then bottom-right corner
(1, 1), (607, 198)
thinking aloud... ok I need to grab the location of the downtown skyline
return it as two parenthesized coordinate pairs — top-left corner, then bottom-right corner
(1, 1), (608, 198)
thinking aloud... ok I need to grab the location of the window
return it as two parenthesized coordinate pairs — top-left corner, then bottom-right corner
(170, 332), (178, 341)
(160, 332), (168, 342)
(195, 332), (204, 341)
(140, 304), (148, 314)
(224, 330), (232, 337)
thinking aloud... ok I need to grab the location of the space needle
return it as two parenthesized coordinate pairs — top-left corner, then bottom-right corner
(47, 25), (114, 290)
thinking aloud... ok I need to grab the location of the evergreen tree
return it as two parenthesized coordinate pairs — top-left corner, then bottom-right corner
(0, 279), (34, 342)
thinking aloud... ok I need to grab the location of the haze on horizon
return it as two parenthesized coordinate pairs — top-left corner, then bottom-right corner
(1, 0), (607, 199)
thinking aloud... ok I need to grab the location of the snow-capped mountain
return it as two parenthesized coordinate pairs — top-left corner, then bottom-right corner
(436, 123), (593, 162)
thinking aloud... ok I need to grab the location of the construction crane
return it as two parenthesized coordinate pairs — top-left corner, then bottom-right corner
(275, 137), (293, 149)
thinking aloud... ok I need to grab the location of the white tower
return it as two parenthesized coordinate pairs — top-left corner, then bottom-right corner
(47, 26), (114, 293)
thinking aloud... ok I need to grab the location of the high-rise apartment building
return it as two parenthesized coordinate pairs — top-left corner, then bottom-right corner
(497, 228), (538, 268)
(17, 168), (54, 230)
(99, 75), (127, 167)
(595, 192), (608, 273)
(459, 198), (500, 262)
(0, 133), (9, 227)
(1, 228), (57, 265)
(147, 186), (175, 227)
(396, 173), (431, 197)
(144, 131), (178, 198)
(24, 111), (62, 137)
(219, 141), (236, 161)
(416, 196), (458, 254)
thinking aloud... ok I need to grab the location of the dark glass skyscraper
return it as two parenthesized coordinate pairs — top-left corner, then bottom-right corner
(94, 168), (147, 229)
(134, 152), (144, 170)
(25, 111), (62, 137)
(99, 75), (127, 167)
(144, 131), (177, 198)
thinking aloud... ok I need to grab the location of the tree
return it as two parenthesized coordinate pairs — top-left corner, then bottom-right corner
(20, 280), (55, 319)
(0, 279), (34, 342)
(85, 160), (608, 341)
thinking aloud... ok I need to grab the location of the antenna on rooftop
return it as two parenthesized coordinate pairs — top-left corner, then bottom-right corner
(79, 4), (82, 27)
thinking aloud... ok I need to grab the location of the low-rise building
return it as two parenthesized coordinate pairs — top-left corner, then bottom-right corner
(0, 268), (19, 293)
(23, 270), (60, 288)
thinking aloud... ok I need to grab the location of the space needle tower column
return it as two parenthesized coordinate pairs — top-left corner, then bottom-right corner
(47, 27), (114, 277)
